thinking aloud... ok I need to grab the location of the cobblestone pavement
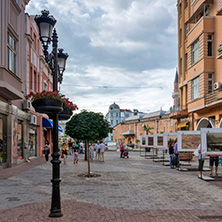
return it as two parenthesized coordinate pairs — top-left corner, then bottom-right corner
(1, 152), (222, 221)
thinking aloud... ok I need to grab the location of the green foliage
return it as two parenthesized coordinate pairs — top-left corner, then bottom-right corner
(135, 139), (140, 144)
(142, 124), (154, 135)
(65, 110), (110, 141)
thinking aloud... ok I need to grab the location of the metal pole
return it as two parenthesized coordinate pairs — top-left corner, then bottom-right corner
(49, 29), (62, 218)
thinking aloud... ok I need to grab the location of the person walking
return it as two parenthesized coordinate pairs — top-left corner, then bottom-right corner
(79, 141), (84, 154)
(61, 142), (69, 165)
(94, 141), (100, 161)
(210, 154), (220, 176)
(90, 143), (94, 161)
(120, 142), (124, 158)
(68, 140), (72, 155)
(72, 142), (76, 154)
(43, 140), (50, 163)
(74, 149), (79, 164)
(169, 140), (174, 169)
(197, 144), (205, 178)
(173, 139), (180, 168)
(99, 141), (105, 162)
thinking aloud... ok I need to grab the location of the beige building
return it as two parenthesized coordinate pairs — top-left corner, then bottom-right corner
(175, 0), (222, 130)
(0, 0), (30, 168)
(113, 110), (177, 146)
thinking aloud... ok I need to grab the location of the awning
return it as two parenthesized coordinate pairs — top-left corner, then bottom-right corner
(42, 117), (63, 132)
(177, 121), (188, 129)
(120, 131), (135, 136)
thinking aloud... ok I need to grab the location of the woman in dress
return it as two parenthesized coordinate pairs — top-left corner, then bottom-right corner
(90, 143), (94, 161)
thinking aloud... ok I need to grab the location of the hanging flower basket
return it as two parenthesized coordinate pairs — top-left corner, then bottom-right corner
(28, 90), (78, 117)
(32, 98), (63, 114)
(59, 109), (73, 120)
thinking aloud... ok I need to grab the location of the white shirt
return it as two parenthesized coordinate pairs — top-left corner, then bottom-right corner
(95, 143), (100, 151)
(100, 143), (105, 152)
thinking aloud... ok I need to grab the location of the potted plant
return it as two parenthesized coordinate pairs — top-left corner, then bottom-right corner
(28, 90), (66, 115)
(59, 99), (78, 120)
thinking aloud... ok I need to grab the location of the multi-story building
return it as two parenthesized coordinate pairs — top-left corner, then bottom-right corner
(0, 0), (30, 168)
(25, 14), (54, 158)
(105, 103), (147, 144)
(113, 109), (177, 146)
(174, 0), (222, 130)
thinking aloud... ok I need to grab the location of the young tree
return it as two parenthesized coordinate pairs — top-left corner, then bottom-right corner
(65, 110), (110, 177)
(142, 124), (154, 135)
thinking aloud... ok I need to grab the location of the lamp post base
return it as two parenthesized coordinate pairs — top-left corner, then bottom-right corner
(49, 210), (63, 218)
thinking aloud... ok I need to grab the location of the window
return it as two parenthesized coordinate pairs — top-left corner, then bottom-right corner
(44, 81), (48, 91)
(186, 23), (189, 35)
(116, 113), (118, 117)
(208, 73), (214, 93)
(192, 39), (199, 64)
(185, 53), (188, 70)
(192, 77), (200, 100)
(8, 33), (16, 74)
(111, 120), (113, 125)
(207, 35), (213, 56)
(185, 0), (188, 8)
(116, 120), (118, 124)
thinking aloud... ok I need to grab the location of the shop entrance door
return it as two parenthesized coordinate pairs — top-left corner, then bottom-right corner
(0, 114), (7, 166)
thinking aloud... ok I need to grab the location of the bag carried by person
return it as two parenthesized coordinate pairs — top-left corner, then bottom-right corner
(61, 153), (64, 158)
(42, 150), (45, 154)
(172, 157), (178, 165)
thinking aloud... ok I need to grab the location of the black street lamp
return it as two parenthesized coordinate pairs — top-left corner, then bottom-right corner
(35, 10), (68, 218)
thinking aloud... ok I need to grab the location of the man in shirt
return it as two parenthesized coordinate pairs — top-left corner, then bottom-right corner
(94, 141), (100, 161)
(99, 141), (106, 162)
(173, 139), (180, 168)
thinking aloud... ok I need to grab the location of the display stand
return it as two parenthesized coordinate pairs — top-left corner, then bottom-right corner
(145, 147), (157, 159)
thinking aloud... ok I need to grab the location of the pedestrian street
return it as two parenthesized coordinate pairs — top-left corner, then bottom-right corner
(1, 152), (222, 221)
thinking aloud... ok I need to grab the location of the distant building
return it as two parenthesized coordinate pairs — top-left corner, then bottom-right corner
(105, 103), (146, 144)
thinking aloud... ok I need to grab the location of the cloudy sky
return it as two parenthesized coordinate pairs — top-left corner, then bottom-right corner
(26, 0), (178, 116)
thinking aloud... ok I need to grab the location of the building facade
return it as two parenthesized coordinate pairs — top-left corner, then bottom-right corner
(113, 110), (177, 146)
(25, 14), (54, 158)
(0, 0), (30, 168)
(175, 0), (222, 130)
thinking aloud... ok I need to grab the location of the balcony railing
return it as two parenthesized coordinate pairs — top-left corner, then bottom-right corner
(205, 90), (222, 105)
(217, 0), (222, 15)
(217, 42), (222, 59)
(169, 105), (188, 119)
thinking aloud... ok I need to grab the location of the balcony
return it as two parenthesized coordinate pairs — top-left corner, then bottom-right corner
(217, 0), (222, 15)
(205, 90), (222, 106)
(187, 16), (214, 46)
(217, 43), (222, 59)
(169, 105), (188, 119)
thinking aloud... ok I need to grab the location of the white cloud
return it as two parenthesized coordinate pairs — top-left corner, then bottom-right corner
(26, 0), (177, 116)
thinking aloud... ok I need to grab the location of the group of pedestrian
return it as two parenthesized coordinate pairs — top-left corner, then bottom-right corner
(90, 140), (105, 162)
(169, 139), (180, 169)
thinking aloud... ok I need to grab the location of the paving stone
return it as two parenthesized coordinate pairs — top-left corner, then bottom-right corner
(1, 152), (222, 221)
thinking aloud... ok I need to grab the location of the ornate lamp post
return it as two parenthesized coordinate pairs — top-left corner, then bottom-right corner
(35, 10), (68, 218)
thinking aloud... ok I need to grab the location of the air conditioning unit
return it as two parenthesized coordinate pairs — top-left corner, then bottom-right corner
(214, 82), (221, 90)
(30, 114), (37, 125)
(22, 100), (31, 110)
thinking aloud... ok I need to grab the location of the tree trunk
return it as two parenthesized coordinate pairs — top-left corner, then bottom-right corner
(87, 140), (90, 177)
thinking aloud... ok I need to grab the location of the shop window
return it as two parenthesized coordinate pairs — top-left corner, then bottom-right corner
(8, 32), (16, 74)
(192, 39), (199, 65)
(0, 115), (7, 165)
(192, 76), (200, 100)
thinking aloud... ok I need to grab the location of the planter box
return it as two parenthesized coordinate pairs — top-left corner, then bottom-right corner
(32, 99), (63, 114)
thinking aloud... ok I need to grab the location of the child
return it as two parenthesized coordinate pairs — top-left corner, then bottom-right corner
(74, 149), (79, 164)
